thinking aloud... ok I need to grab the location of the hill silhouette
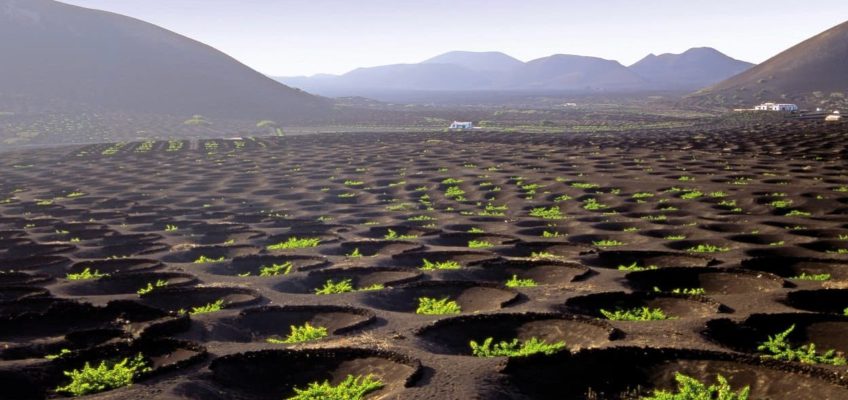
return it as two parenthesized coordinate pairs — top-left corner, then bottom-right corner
(691, 20), (848, 108)
(0, 0), (329, 120)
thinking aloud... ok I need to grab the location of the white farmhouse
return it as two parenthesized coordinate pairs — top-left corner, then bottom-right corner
(826, 110), (842, 122)
(754, 102), (798, 112)
(449, 121), (474, 130)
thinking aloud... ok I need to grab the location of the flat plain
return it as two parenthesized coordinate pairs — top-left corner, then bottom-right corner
(3, 121), (848, 399)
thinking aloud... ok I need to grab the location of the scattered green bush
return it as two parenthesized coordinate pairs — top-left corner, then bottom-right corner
(288, 374), (383, 400)
(136, 279), (168, 295)
(617, 262), (657, 272)
(642, 373), (749, 400)
(268, 323), (329, 344)
(468, 240), (494, 248)
(189, 299), (225, 315)
(790, 272), (830, 281)
(315, 279), (355, 295)
(505, 275), (537, 288)
(469, 337), (565, 357)
(66, 268), (109, 281)
(259, 262), (293, 277)
(686, 244), (730, 253)
(757, 325), (846, 365)
(420, 259), (461, 270)
(600, 307), (671, 321)
(194, 255), (226, 264)
(267, 237), (321, 250)
(529, 206), (563, 220)
(55, 353), (151, 397)
(416, 297), (461, 315)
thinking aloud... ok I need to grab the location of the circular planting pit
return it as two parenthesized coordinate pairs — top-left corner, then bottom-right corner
(206, 348), (420, 400)
(784, 289), (848, 314)
(139, 286), (262, 313)
(0, 271), (51, 286)
(60, 272), (198, 296)
(0, 338), (206, 400)
(209, 305), (376, 342)
(99, 233), (163, 247)
(209, 254), (330, 276)
(625, 267), (788, 295)
(592, 250), (715, 269)
(741, 256), (848, 280)
(445, 259), (591, 286)
(391, 250), (500, 268)
(2, 243), (76, 259)
(362, 281), (519, 314)
(0, 255), (70, 274)
(275, 267), (422, 295)
(501, 347), (848, 399)
(74, 242), (169, 259)
(0, 300), (168, 342)
(66, 258), (163, 276)
(427, 232), (518, 247)
(704, 313), (848, 356)
(365, 225), (439, 239)
(161, 245), (259, 263)
(0, 286), (49, 304)
(563, 291), (729, 319)
(334, 240), (423, 257)
(416, 313), (620, 355)
(507, 240), (593, 258)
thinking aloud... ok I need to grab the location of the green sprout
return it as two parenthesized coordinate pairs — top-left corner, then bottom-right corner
(686, 244), (730, 253)
(617, 262), (658, 272)
(529, 206), (564, 220)
(189, 299), (225, 315)
(593, 239), (625, 247)
(55, 353), (151, 397)
(505, 275), (538, 288)
(136, 279), (168, 295)
(288, 374), (383, 400)
(469, 337), (566, 357)
(642, 373), (749, 400)
(468, 240), (494, 248)
(194, 255), (226, 264)
(315, 279), (355, 295)
(790, 272), (831, 281)
(66, 268), (109, 281)
(267, 237), (321, 250)
(267, 323), (329, 344)
(757, 325), (846, 365)
(420, 259), (461, 270)
(259, 262), (294, 277)
(600, 307), (672, 321)
(416, 297), (461, 315)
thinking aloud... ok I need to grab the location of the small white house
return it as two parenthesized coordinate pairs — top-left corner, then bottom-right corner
(449, 121), (474, 130)
(754, 102), (798, 112)
(826, 110), (842, 122)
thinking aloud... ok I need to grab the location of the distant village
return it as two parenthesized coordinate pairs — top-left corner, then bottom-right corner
(737, 102), (842, 122)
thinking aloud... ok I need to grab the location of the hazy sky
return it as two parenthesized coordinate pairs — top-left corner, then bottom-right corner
(59, 0), (848, 77)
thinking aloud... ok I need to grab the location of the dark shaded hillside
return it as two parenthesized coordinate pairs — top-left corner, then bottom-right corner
(690, 21), (848, 109)
(0, 0), (330, 120)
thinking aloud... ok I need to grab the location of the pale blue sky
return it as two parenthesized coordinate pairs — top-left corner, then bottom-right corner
(59, 0), (848, 76)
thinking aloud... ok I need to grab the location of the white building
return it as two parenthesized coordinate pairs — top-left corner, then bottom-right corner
(754, 102), (799, 112)
(449, 121), (474, 130)
(826, 110), (842, 122)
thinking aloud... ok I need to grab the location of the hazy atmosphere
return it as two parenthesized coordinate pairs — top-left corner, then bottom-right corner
(59, 0), (848, 76)
(3, 1), (848, 398)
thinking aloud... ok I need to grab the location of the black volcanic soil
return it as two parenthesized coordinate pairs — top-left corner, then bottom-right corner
(2, 125), (848, 398)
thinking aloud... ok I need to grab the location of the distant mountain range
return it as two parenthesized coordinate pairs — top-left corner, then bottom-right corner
(691, 20), (848, 109)
(277, 48), (754, 98)
(0, 0), (329, 120)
